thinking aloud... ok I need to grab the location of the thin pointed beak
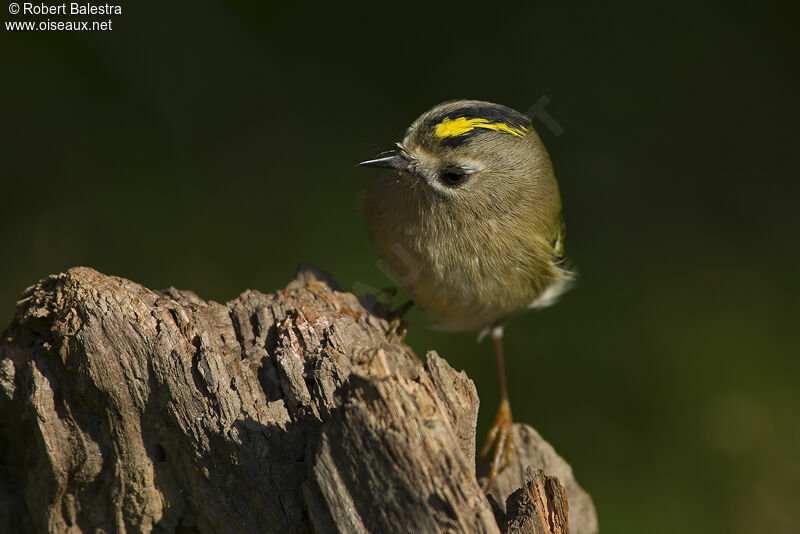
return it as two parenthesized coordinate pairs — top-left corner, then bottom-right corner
(357, 152), (408, 171)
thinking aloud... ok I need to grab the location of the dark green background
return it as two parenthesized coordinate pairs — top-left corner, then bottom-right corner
(2, 2), (798, 532)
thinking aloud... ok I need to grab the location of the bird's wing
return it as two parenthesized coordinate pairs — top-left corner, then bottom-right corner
(551, 214), (566, 263)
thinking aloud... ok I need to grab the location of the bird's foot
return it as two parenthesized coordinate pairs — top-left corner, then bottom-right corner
(376, 288), (413, 341)
(480, 398), (514, 492)
(387, 316), (408, 341)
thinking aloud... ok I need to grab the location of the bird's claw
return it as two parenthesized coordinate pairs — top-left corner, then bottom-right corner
(480, 398), (514, 492)
(375, 288), (413, 341)
(387, 316), (408, 341)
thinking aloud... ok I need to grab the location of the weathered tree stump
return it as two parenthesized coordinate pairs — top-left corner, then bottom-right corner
(0, 266), (597, 534)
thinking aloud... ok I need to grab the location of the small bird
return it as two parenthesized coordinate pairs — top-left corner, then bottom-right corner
(358, 100), (572, 487)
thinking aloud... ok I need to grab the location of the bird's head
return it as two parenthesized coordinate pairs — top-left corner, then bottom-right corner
(359, 100), (551, 204)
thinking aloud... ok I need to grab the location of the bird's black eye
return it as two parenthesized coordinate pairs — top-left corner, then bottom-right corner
(440, 170), (468, 186)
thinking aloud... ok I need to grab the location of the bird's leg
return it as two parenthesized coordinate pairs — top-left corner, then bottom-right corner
(480, 325), (514, 492)
(376, 287), (398, 312)
(389, 299), (414, 321)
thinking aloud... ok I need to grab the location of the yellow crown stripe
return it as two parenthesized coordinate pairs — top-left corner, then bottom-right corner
(434, 117), (529, 139)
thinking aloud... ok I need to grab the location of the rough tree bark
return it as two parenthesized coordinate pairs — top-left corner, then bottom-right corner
(0, 266), (598, 534)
